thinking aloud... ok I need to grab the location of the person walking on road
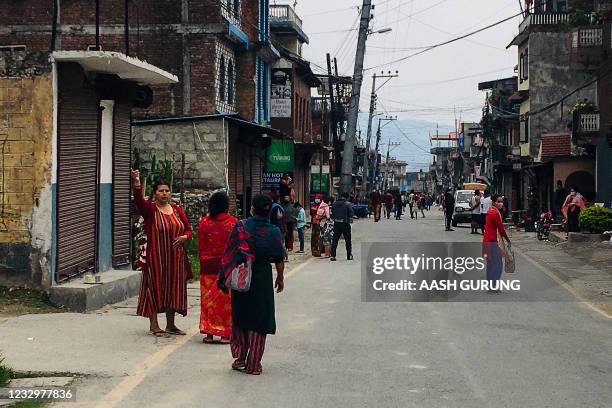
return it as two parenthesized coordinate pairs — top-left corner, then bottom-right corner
(469, 190), (482, 234)
(331, 192), (354, 261)
(218, 194), (285, 375)
(383, 191), (394, 219)
(198, 191), (237, 344)
(310, 194), (322, 256)
(370, 190), (382, 222)
(295, 202), (306, 253)
(408, 190), (418, 219)
(442, 187), (455, 231)
(483, 194), (511, 291)
(282, 196), (298, 252)
(480, 191), (492, 228)
(316, 196), (333, 258)
(131, 170), (192, 338)
(394, 192), (403, 220)
(418, 194), (426, 218)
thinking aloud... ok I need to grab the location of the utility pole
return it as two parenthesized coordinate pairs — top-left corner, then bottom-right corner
(360, 71), (398, 198)
(326, 53), (338, 144)
(383, 139), (400, 190)
(373, 116), (396, 191)
(340, 0), (373, 195)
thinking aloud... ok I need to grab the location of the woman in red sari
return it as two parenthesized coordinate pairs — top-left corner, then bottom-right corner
(131, 170), (192, 338)
(198, 191), (237, 344)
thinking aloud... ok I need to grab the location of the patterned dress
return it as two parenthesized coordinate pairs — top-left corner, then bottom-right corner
(134, 186), (193, 317)
(198, 212), (237, 338)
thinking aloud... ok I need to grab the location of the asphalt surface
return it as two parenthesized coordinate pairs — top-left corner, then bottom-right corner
(57, 211), (611, 408)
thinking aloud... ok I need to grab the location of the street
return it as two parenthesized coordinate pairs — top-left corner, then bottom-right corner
(46, 211), (611, 408)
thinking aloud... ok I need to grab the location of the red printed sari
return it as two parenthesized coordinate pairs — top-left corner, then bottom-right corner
(198, 213), (237, 338)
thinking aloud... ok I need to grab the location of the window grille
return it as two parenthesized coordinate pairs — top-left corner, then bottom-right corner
(215, 41), (236, 113)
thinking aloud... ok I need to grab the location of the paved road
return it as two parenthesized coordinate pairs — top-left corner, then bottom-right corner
(62, 211), (611, 408)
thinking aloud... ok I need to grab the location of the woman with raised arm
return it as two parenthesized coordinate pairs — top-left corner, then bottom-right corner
(131, 169), (192, 338)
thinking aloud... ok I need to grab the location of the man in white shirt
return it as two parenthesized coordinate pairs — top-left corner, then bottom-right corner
(469, 190), (482, 234)
(480, 191), (492, 230)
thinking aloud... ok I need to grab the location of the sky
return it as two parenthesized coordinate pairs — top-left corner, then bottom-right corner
(272, 0), (523, 129)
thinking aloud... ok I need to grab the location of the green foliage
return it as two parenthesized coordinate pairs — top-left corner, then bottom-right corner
(569, 99), (599, 114)
(0, 355), (14, 387)
(133, 150), (175, 196)
(579, 205), (612, 234)
(186, 231), (200, 282)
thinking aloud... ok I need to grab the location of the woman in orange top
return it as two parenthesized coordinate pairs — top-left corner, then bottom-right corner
(198, 191), (237, 344)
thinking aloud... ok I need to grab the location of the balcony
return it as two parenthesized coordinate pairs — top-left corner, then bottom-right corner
(578, 113), (600, 133)
(519, 13), (569, 33)
(270, 5), (309, 44)
(570, 26), (605, 70)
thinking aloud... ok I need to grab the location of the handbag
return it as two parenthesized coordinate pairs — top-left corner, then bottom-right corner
(504, 245), (516, 274)
(225, 220), (256, 292)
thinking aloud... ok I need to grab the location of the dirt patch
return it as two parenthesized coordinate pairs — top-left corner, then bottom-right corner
(0, 286), (65, 317)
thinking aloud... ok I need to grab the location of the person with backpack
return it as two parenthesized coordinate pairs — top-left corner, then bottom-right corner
(218, 194), (285, 375)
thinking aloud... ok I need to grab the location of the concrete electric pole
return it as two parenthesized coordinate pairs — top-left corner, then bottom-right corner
(360, 71), (398, 199)
(340, 0), (373, 195)
(373, 116), (396, 191)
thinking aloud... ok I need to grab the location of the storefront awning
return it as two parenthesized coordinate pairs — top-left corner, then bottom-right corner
(51, 51), (178, 85)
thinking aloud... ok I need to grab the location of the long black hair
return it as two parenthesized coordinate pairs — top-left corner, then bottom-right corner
(252, 194), (273, 217)
(208, 191), (229, 217)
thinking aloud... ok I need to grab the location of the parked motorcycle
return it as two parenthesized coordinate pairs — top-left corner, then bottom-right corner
(536, 210), (554, 240)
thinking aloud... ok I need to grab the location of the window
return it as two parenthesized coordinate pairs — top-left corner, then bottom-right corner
(234, 0), (241, 19)
(520, 117), (529, 143)
(219, 55), (226, 102)
(519, 48), (529, 82)
(227, 60), (235, 104)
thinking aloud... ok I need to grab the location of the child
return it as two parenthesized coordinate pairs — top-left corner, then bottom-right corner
(295, 202), (306, 253)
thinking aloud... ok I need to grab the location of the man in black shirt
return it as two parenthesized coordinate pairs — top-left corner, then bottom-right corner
(443, 187), (455, 231)
(330, 192), (354, 261)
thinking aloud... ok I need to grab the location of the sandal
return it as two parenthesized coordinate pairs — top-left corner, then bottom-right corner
(166, 328), (186, 335)
(232, 360), (246, 371)
(150, 330), (170, 338)
(219, 337), (230, 344)
(202, 335), (215, 344)
(245, 367), (262, 375)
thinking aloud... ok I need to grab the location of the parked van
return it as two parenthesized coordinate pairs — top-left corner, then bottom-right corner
(452, 183), (487, 227)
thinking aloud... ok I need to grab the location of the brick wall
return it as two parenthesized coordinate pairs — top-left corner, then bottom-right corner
(0, 70), (54, 287)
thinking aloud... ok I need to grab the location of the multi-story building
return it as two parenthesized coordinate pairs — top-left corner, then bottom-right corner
(507, 0), (605, 211)
(269, 4), (320, 206)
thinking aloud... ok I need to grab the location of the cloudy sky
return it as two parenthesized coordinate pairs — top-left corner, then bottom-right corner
(273, 0), (523, 130)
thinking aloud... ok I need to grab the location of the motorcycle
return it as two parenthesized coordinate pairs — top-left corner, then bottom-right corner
(536, 210), (554, 240)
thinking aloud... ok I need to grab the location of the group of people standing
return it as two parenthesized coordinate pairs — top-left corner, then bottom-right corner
(132, 169), (285, 376)
(310, 193), (354, 261)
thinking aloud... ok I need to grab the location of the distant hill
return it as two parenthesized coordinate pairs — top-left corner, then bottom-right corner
(358, 114), (453, 172)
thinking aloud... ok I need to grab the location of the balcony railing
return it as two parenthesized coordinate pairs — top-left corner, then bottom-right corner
(270, 5), (303, 28)
(579, 113), (600, 133)
(572, 28), (603, 47)
(519, 13), (569, 33)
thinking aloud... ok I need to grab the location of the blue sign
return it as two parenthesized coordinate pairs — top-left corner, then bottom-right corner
(459, 132), (465, 150)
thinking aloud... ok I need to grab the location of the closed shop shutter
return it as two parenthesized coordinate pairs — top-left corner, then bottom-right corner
(56, 63), (100, 282)
(112, 103), (132, 267)
(251, 152), (262, 194)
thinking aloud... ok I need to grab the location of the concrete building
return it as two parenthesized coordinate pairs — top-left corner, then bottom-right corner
(0, 50), (176, 303)
(508, 0), (601, 211)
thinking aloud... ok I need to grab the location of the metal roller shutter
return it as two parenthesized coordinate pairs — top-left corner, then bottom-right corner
(112, 103), (132, 267)
(56, 63), (100, 282)
(251, 153), (262, 194)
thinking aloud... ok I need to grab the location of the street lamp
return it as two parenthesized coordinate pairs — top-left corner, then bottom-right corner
(370, 27), (392, 34)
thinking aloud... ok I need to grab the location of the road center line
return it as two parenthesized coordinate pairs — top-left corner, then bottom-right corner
(95, 255), (315, 408)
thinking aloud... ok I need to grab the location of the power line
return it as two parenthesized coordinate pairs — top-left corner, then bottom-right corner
(364, 8), (524, 70)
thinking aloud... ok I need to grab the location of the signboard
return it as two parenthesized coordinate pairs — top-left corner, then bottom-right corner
(310, 173), (329, 193)
(262, 139), (294, 189)
(271, 68), (292, 118)
(459, 132), (465, 150)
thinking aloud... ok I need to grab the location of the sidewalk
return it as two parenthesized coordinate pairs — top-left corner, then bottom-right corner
(509, 227), (612, 317)
(0, 235), (316, 386)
